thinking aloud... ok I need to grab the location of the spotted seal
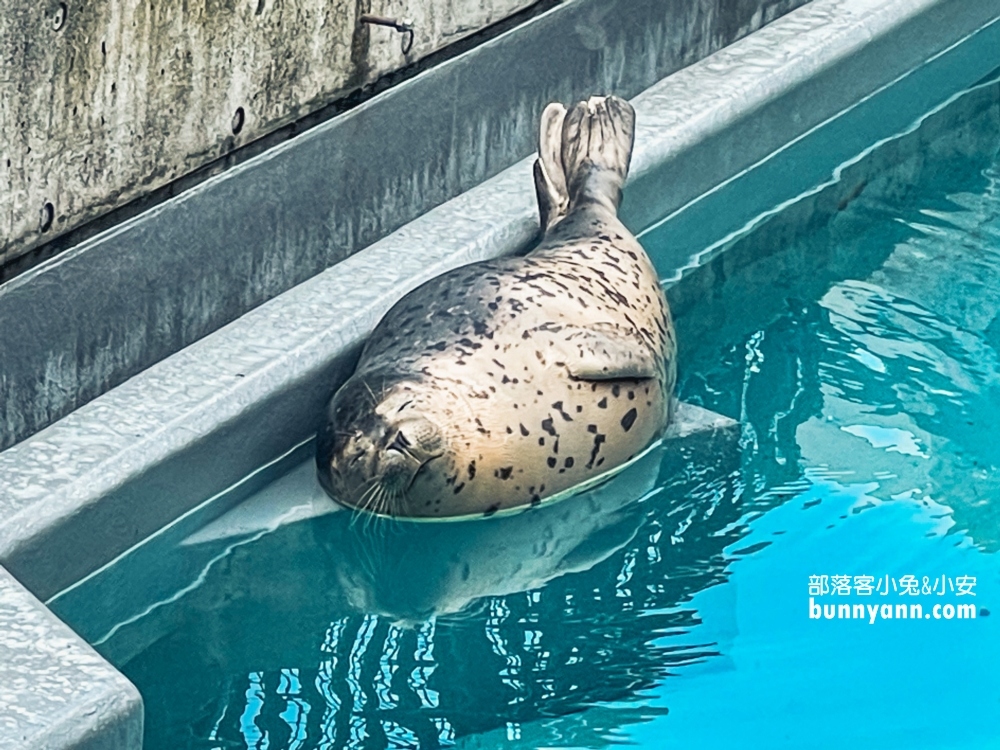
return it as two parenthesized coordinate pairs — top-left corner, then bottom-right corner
(317, 95), (676, 518)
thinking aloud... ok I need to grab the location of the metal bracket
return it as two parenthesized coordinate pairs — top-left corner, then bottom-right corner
(359, 14), (414, 55)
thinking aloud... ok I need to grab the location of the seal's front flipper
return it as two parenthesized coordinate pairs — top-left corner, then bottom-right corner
(664, 401), (738, 439)
(534, 102), (570, 231)
(551, 323), (657, 381)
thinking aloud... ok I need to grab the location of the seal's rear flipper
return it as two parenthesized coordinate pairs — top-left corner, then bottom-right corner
(533, 103), (570, 231)
(560, 95), (635, 212)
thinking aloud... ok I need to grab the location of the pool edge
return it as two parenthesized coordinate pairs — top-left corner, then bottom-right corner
(0, 565), (144, 750)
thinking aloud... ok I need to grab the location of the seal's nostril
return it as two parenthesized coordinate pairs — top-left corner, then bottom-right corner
(389, 432), (411, 452)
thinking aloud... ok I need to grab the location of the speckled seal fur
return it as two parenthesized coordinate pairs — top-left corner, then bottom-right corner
(317, 95), (676, 518)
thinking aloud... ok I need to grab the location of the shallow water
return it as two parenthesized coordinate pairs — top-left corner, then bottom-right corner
(51, 81), (1000, 749)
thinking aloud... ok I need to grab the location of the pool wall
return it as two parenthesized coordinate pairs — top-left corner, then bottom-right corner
(1, 0), (999, 747)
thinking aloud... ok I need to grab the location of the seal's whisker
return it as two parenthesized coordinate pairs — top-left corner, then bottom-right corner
(362, 380), (377, 404)
(367, 486), (386, 524)
(357, 489), (396, 572)
(382, 487), (397, 516)
(377, 490), (405, 535)
(354, 480), (378, 511)
(357, 495), (374, 533)
(364, 484), (385, 518)
(387, 488), (403, 520)
(349, 480), (381, 529)
(366, 485), (394, 534)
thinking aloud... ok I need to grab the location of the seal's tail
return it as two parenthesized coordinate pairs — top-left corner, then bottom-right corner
(533, 95), (636, 230)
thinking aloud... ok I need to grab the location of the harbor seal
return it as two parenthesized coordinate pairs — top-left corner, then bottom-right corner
(316, 95), (676, 518)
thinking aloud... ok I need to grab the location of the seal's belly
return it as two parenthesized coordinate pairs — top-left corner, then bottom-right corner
(404, 357), (668, 518)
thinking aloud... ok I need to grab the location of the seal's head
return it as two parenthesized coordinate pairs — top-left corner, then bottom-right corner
(316, 377), (445, 515)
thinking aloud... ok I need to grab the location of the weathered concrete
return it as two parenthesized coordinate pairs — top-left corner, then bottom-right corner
(0, 0), (537, 268)
(0, 566), (143, 750)
(2, 0), (998, 602)
(0, 0), (808, 453)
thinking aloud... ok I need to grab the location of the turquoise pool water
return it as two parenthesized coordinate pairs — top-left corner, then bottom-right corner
(50, 78), (1000, 748)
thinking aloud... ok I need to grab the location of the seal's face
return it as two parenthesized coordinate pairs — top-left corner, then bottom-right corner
(317, 378), (445, 515)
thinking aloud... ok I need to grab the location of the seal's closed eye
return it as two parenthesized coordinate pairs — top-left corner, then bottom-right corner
(319, 387), (446, 510)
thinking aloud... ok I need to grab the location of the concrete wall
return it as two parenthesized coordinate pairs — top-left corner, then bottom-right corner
(0, 0), (536, 270)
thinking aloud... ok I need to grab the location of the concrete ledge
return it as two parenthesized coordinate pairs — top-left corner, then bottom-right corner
(2, 0), (999, 603)
(626, 0), (1000, 270)
(0, 567), (143, 750)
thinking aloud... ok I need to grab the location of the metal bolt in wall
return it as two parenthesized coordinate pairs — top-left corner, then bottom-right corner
(232, 107), (245, 135)
(39, 202), (54, 232)
(52, 2), (67, 30)
(359, 14), (414, 55)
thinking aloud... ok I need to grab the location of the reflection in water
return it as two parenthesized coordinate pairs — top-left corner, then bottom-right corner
(99, 426), (742, 750)
(679, 159), (1000, 552)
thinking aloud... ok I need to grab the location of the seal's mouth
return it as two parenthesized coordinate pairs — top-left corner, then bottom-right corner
(408, 453), (440, 484)
(380, 448), (440, 494)
(351, 452), (440, 518)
